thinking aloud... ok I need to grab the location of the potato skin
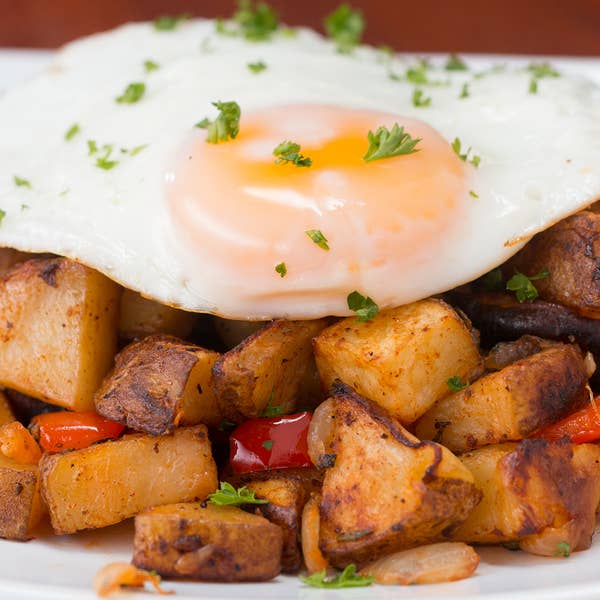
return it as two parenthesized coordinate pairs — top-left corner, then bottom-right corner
(95, 334), (221, 434)
(40, 425), (217, 534)
(0, 257), (120, 411)
(315, 385), (481, 568)
(213, 319), (327, 423)
(415, 344), (588, 452)
(133, 503), (282, 582)
(314, 299), (483, 424)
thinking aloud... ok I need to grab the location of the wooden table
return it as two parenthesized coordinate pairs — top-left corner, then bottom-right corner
(1, 0), (600, 55)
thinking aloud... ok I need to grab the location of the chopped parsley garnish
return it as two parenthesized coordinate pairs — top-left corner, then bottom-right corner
(65, 123), (80, 141)
(128, 144), (148, 156)
(153, 14), (190, 31)
(482, 267), (504, 291)
(406, 61), (429, 84)
(261, 390), (284, 417)
(208, 482), (268, 506)
(460, 83), (470, 99)
(447, 376), (468, 392)
(217, 0), (279, 41)
(451, 138), (480, 168)
(275, 262), (287, 277)
(412, 88), (431, 107)
(116, 82), (146, 104)
(87, 140), (98, 155)
(445, 53), (468, 71)
(363, 123), (421, 162)
(197, 101), (241, 144)
(347, 291), (379, 322)
(144, 60), (160, 73)
(305, 229), (330, 250)
(553, 541), (571, 558)
(324, 4), (364, 53)
(527, 63), (559, 95)
(469, 189), (479, 198)
(529, 78), (539, 94)
(0, 209), (5, 224)
(95, 145), (119, 170)
(273, 141), (312, 167)
(248, 60), (267, 73)
(262, 440), (273, 450)
(302, 564), (373, 589)
(13, 176), (31, 189)
(506, 269), (549, 303)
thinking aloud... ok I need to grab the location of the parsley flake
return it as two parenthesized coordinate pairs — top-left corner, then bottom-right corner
(529, 78), (539, 94)
(445, 53), (468, 71)
(506, 269), (549, 303)
(13, 176), (31, 189)
(527, 62), (560, 79)
(116, 82), (146, 104)
(302, 564), (373, 589)
(482, 267), (504, 291)
(469, 189), (479, 198)
(153, 14), (189, 31)
(412, 88), (431, 107)
(208, 482), (268, 506)
(248, 60), (267, 73)
(198, 101), (241, 144)
(128, 144), (149, 156)
(65, 123), (80, 141)
(324, 4), (365, 53)
(0, 209), (5, 224)
(144, 60), (160, 73)
(273, 141), (312, 167)
(554, 541), (571, 558)
(305, 229), (329, 251)
(406, 61), (429, 84)
(261, 390), (284, 417)
(347, 291), (379, 322)
(363, 123), (421, 162)
(460, 83), (470, 99)
(452, 138), (481, 168)
(262, 440), (273, 451)
(447, 376), (468, 392)
(217, 0), (279, 41)
(94, 144), (119, 170)
(275, 262), (287, 277)
(87, 140), (98, 156)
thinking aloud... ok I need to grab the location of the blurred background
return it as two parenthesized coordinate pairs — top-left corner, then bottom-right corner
(1, 0), (600, 55)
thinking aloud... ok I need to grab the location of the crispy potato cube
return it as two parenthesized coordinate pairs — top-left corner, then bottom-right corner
(95, 334), (221, 434)
(415, 344), (588, 452)
(0, 258), (120, 411)
(119, 289), (197, 340)
(314, 299), (483, 424)
(0, 391), (15, 426)
(213, 319), (327, 422)
(312, 385), (481, 567)
(133, 503), (283, 581)
(452, 439), (600, 549)
(0, 454), (45, 540)
(40, 425), (216, 534)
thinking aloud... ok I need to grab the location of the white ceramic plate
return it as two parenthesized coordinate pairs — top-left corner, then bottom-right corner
(1, 48), (600, 600)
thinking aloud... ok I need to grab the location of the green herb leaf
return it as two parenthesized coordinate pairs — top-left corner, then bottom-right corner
(262, 440), (273, 450)
(527, 62), (559, 79)
(65, 123), (80, 141)
(363, 123), (421, 162)
(153, 14), (190, 31)
(347, 291), (379, 322)
(87, 140), (98, 155)
(219, 0), (279, 41)
(451, 138), (481, 168)
(302, 564), (373, 589)
(144, 60), (160, 73)
(95, 144), (119, 170)
(324, 4), (364, 53)
(506, 269), (549, 303)
(13, 176), (31, 189)
(529, 78), (538, 94)
(275, 262), (287, 277)
(208, 482), (268, 506)
(116, 82), (146, 104)
(460, 83), (470, 99)
(469, 189), (479, 198)
(0, 209), (6, 224)
(248, 60), (267, 73)
(406, 61), (429, 84)
(305, 229), (330, 251)
(261, 390), (284, 417)
(445, 53), (468, 71)
(412, 88), (431, 107)
(273, 141), (312, 167)
(198, 101), (241, 144)
(447, 376), (468, 392)
(128, 144), (149, 156)
(481, 267), (503, 291)
(553, 541), (571, 558)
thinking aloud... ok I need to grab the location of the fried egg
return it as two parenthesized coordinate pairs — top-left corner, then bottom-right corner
(0, 20), (599, 319)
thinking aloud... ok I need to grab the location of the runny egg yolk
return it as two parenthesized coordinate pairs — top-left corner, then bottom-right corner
(168, 105), (470, 313)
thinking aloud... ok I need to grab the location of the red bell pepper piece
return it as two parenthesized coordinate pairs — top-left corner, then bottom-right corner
(534, 403), (600, 444)
(31, 411), (125, 454)
(229, 412), (313, 473)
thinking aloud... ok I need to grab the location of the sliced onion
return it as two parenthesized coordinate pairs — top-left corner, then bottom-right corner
(307, 398), (336, 467)
(301, 494), (330, 574)
(94, 562), (172, 596)
(359, 542), (480, 585)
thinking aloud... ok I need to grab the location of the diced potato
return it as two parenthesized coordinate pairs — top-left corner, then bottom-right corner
(0, 453), (45, 540)
(133, 502), (283, 581)
(314, 299), (483, 424)
(452, 439), (600, 552)
(0, 391), (15, 426)
(415, 344), (588, 452)
(95, 334), (221, 434)
(311, 384), (481, 567)
(40, 425), (217, 534)
(119, 289), (197, 340)
(213, 319), (327, 422)
(0, 258), (120, 411)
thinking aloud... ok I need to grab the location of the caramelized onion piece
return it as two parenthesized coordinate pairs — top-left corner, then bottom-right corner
(0, 421), (41, 465)
(301, 494), (330, 575)
(94, 562), (172, 597)
(307, 398), (336, 468)
(359, 542), (479, 585)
